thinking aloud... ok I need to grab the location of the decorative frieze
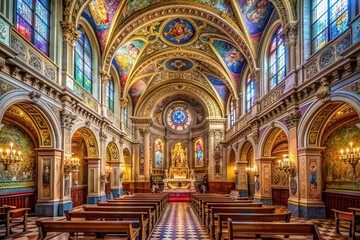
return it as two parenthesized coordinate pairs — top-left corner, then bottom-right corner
(11, 35), (26, 61)
(305, 61), (318, 79)
(10, 66), (21, 77)
(336, 34), (351, 54)
(319, 47), (335, 69)
(0, 19), (7, 43)
(29, 51), (42, 71)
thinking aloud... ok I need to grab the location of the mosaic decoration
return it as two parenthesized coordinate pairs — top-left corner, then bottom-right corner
(0, 120), (36, 187)
(237, 0), (275, 47)
(154, 138), (164, 168)
(81, 0), (121, 49)
(161, 18), (195, 45)
(113, 40), (146, 91)
(16, 0), (50, 55)
(205, 74), (229, 101)
(194, 138), (204, 167)
(165, 58), (193, 71)
(129, 79), (147, 107)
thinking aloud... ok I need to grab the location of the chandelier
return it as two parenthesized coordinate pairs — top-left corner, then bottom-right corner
(276, 155), (296, 177)
(339, 142), (359, 173)
(245, 165), (259, 176)
(64, 154), (80, 172)
(0, 143), (23, 170)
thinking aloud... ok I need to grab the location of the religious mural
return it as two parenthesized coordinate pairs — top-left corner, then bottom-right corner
(129, 79), (147, 107)
(113, 40), (146, 91)
(323, 124), (360, 191)
(82, 0), (121, 49)
(237, 0), (275, 46)
(154, 138), (164, 168)
(0, 120), (36, 188)
(194, 138), (204, 167)
(162, 19), (195, 45)
(206, 74), (229, 101)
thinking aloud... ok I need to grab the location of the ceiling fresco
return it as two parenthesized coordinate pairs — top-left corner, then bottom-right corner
(77, 0), (282, 118)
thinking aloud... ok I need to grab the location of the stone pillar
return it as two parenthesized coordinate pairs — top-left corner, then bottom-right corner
(132, 141), (139, 181)
(284, 110), (302, 216)
(35, 149), (63, 216)
(253, 157), (273, 205)
(297, 147), (326, 219)
(100, 71), (111, 117)
(109, 161), (124, 197)
(143, 129), (150, 181)
(237, 160), (248, 197)
(207, 130), (215, 181)
(99, 128), (107, 200)
(86, 158), (105, 203)
(284, 23), (298, 72)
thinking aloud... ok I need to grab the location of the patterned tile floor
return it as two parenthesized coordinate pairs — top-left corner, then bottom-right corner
(1, 203), (359, 239)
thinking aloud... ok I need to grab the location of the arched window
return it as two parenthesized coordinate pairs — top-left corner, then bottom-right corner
(230, 99), (235, 127)
(311, 0), (348, 52)
(246, 74), (254, 112)
(106, 78), (114, 113)
(123, 107), (128, 127)
(15, 0), (51, 55)
(269, 26), (286, 90)
(74, 28), (93, 94)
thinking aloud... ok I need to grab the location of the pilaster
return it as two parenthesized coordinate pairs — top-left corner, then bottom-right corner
(253, 157), (273, 205)
(86, 158), (106, 204)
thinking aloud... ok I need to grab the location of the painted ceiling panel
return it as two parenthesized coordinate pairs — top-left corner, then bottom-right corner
(81, 0), (121, 50)
(129, 78), (148, 107)
(206, 74), (229, 101)
(113, 40), (146, 91)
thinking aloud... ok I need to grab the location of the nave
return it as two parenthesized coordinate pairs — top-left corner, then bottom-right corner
(2, 202), (358, 240)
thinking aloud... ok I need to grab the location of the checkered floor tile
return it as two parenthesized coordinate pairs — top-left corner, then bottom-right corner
(2, 203), (359, 239)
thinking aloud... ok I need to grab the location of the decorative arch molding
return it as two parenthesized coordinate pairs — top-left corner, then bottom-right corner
(239, 140), (255, 162)
(271, 0), (296, 26)
(71, 126), (99, 158)
(102, 4), (256, 74)
(106, 141), (119, 162)
(0, 91), (60, 148)
(259, 122), (289, 157)
(298, 92), (360, 148)
(136, 82), (223, 118)
(123, 147), (131, 165)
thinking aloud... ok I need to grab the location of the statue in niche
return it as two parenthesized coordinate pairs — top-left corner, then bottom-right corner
(171, 142), (188, 167)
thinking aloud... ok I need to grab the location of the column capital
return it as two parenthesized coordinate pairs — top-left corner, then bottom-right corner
(285, 110), (301, 129)
(120, 98), (129, 109)
(60, 109), (77, 129)
(60, 21), (80, 46)
(100, 71), (111, 84)
(284, 23), (298, 47)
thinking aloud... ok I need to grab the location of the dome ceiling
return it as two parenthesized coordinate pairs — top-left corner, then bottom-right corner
(79, 0), (281, 118)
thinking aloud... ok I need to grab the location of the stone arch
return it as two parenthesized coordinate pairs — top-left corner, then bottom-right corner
(259, 122), (289, 158)
(106, 141), (119, 162)
(71, 126), (99, 158)
(227, 147), (237, 182)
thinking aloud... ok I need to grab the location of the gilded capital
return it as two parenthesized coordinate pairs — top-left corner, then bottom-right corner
(100, 71), (111, 84)
(61, 21), (80, 46)
(120, 98), (129, 109)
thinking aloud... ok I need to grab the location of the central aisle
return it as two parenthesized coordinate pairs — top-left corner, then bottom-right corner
(150, 202), (211, 240)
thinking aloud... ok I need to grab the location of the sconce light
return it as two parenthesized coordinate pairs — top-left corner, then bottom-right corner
(233, 165), (238, 175)
(64, 154), (80, 172)
(245, 165), (259, 177)
(0, 143), (23, 171)
(277, 155), (296, 177)
(339, 142), (359, 173)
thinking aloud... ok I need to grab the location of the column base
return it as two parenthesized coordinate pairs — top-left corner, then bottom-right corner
(111, 188), (124, 198)
(86, 194), (106, 204)
(239, 190), (248, 198)
(288, 202), (326, 219)
(58, 200), (73, 216)
(35, 201), (60, 217)
(254, 197), (273, 205)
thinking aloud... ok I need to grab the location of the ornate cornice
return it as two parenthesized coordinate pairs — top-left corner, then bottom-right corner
(131, 117), (152, 124)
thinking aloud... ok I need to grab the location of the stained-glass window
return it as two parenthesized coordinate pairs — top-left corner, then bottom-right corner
(269, 26), (286, 90)
(16, 0), (51, 55)
(106, 78), (114, 113)
(230, 99), (235, 127)
(124, 107), (128, 127)
(311, 0), (348, 52)
(74, 28), (93, 94)
(167, 105), (192, 131)
(246, 74), (254, 112)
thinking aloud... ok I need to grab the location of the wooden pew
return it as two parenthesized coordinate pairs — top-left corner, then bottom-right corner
(333, 208), (360, 239)
(0, 205), (30, 238)
(225, 220), (322, 240)
(36, 220), (140, 240)
(215, 212), (291, 240)
(208, 207), (276, 237)
(64, 211), (148, 240)
(83, 205), (155, 236)
(109, 199), (164, 213)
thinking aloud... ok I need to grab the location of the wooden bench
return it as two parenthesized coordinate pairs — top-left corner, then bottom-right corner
(333, 208), (360, 239)
(64, 211), (148, 240)
(83, 205), (155, 236)
(225, 220), (322, 240)
(215, 212), (291, 240)
(0, 205), (30, 238)
(36, 220), (140, 240)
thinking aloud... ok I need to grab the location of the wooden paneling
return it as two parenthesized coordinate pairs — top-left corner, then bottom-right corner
(133, 182), (151, 193)
(323, 190), (360, 218)
(208, 182), (235, 194)
(71, 185), (87, 207)
(0, 190), (36, 213)
(272, 188), (289, 206)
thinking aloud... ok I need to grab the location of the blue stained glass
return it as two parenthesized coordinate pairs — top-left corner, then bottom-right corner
(84, 54), (91, 66)
(330, 0), (347, 22)
(75, 67), (84, 85)
(84, 37), (92, 54)
(172, 110), (186, 124)
(330, 12), (348, 39)
(17, 0), (33, 24)
(34, 32), (48, 54)
(106, 78), (115, 112)
(22, 0), (34, 9)
(84, 64), (92, 79)
(35, 1), (49, 25)
(246, 75), (254, 112)
(84, 78), (92, 92)
(268, 26), (286, 90)
(38, 0), (49, 9)
(35, 17), (48, 39)
(313, 30), (328, 52)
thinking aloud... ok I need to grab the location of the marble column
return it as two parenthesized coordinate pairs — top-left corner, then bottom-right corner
(207, 130), (215, 181)
(109, 161), (124, 197)
(143, 129), (150, 181)
(237, 160), (248, 197)
(253, 157), (274, 205)
(100, 71), (111, 118)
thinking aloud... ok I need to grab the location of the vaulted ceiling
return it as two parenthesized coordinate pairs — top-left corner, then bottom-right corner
(77, 0), (288, 119)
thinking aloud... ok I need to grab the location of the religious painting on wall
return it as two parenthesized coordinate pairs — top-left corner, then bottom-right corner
(154, 138), (164, 168)
(42, 159), (51, 198)
(171, 142), (188, 168)
(194, 138), (204, 168)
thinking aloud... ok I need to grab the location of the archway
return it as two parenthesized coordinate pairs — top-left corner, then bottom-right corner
(240, 141), (255, 197)
(227, 148), (236, 191)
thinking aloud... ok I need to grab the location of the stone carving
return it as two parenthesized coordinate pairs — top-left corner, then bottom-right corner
(305, 61), (318, 79)
(11, 35), (26, 60)
(286, 24), (297, 47)
(10, 66), (21, 77)
(285, 110), (301, 129)
(260, 83), (285, 110)
(0, 20), (6, 41)
(44, 64), (55, 80)
(351, 81), (360, 95)
(120, 98), (129, 109)
(100, 71), (111, 84)
(316, 77), (330, 102)
(60, 21), (80, 46)
(60, 109), (77, 129)
(29, 91), (42, 103)
(336, 34), (351, 54)
(99, 129), (107, 141)
(0, 58), (5, 70)
(0, 80), (17, 98)
(29, 51), (42, 71)
(319, 47), (335, 69)
(270, 0), (289, 26)
(214, 144), (221, 174)
(290, 178), (297, 195)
